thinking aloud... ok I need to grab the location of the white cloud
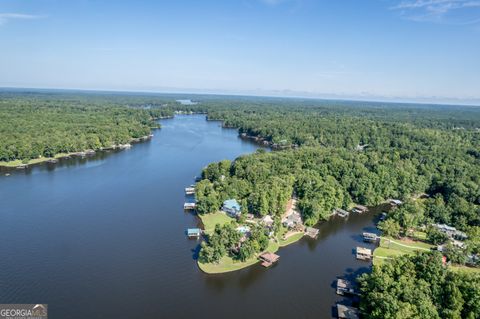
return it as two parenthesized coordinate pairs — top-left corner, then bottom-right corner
(391, 0), (480, 23)
(0, 13), (42, 26)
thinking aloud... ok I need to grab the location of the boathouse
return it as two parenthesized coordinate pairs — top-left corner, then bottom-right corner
(184, 202), (196, 210)
(187, 228), (201, 238)
(352, 205), (368, 214)
(335, 208), (349, 218)
(356, 247), (372, 260)
(363, 232), (378, 243)
(336, 279), (358, 296)
(222, 199), (242, 218)
(305, 227), (319, 239)
(259, 252), (280, 268)
(337, 304), (359, 319)
(185, 186), (195, 195)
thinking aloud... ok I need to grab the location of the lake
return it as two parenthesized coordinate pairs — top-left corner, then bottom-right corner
(0, 115), (380, 318)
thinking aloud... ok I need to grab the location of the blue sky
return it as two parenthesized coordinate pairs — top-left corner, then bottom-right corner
(0, 0), (479, 104)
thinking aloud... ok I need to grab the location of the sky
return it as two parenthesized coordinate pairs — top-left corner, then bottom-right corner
(0, 0), (479, 105)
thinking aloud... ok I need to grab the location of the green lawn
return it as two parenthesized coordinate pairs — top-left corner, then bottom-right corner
(279, 232), (304, 247)
(0, 152), (78, 168)
(449, 265), (480, 274)
(198, 240), (279, 274)
(198, 211), (234, 234)
(373, 236), (434, 265)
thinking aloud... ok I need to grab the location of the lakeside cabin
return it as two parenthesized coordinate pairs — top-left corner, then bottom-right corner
(259, 252), (280, 268)
(185, 186), (195, 195)
(336, 279), (358, 296)
(352, 205), (368, 214)
(305, 227), (319, 239)
(187, 228), (201, 238)
(363, 232), (378, 243)
(356, 247), (372, 261)
(337, 304), (360, 319)
(222, 199), (242, 218)
(184, 202), (196, 210)
(334, 208), (350, 218)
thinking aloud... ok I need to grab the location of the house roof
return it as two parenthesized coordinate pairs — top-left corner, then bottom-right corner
(223, 199), (241, 211)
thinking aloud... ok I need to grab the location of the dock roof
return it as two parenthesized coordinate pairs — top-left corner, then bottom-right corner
(356, 247), (372, 255)
(337, 304), (359, 319)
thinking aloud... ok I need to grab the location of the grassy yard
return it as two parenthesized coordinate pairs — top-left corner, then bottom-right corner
(279, 232), (304, 247)
(0, 153), (76, 168)
(373, 236), (434, 265)
(198, 211), (234, 234)
(449, 265), (480, 274)
(198, 240), (279, 274)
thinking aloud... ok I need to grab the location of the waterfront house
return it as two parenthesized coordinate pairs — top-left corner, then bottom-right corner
(187, 228), (201, 238)
(337, 304), (359, 319)
(433, 223), (468, 241)
(352, 205), (368, 214)
(356, 247), (372, 260)
(222, 199), (241, 218)
(282, 211), (302, 229)
(262, 215), (274, 228)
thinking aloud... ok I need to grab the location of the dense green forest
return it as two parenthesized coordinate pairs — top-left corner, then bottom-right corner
(358, 252), (480, 319)
(185, 98), (480, 232)
(0, 91), (174, 162)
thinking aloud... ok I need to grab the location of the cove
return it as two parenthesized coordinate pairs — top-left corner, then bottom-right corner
(0, 115), (379, 318)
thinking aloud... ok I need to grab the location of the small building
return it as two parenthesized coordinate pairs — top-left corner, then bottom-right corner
(305, 227), (319, 239)
(356, 247), (372, 261)
(336, 279), (358, 296)
(337, 304), (360, 319)
(259, 252), (280, 268)
(335, 208), (349, 218)
(282, 211), (302, 229)
(352, 205), (368, 214)
(187, 228), (201, 238)
(363, 232), (378, 243)
(184, 202), (196, 210)
(185, 186), (195, 195)
(222, 199), (241, 218)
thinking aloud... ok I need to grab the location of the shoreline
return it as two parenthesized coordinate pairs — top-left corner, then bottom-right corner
(0, 132), (157, 170)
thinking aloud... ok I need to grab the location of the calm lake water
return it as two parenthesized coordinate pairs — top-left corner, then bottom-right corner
(0, 115), (380, 318)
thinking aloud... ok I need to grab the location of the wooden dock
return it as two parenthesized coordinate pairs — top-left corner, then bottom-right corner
(362, 232), (378, 243)
(334, 208), (350, 218)
(185, 186), (195, 195)
(336, 279), (358, 296)
(305, 227), (319, 239)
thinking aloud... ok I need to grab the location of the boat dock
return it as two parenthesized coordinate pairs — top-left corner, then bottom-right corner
(334, 208), (350, 218)
(362, 232), (378, 243)
(187, 228), (202, 238)
(259, 252), (280, 268)
(185, 186), (195, 195)
(184, 202), (196, 210)
(337, 304), (360, 319)
(305, 227), (319, 239)
(352, 205), (368, 214)
(356, 247), (372, 261)
(336, 279), (358, 296)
